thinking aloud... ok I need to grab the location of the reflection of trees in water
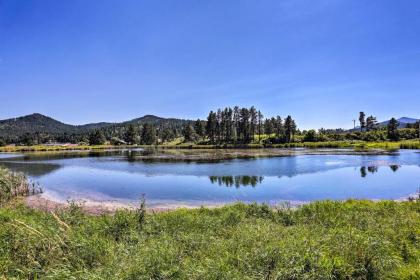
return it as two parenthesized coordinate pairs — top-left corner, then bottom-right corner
(389, 165), (400, 172)
(360, 166), (367, 178)
(360, 165), (401, 177)
(367, 166), (378, 174)
(0, 162), (61, 177)
(209, 176), (264, 188)
(360, 166), (378, 177)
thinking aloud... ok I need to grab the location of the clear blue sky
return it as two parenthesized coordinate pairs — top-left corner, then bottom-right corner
(1, 0), (419, 129)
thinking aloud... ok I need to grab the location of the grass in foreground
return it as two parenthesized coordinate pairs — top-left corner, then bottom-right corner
(0, 199), (419, 279)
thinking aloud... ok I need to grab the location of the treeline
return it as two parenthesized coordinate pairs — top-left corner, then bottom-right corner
(201, 106), (297, 144)
(304, 113), (419, 142)
(0, 109), (418, 146)
(88, 106), (299, 145)
(300, 116), (418, 143)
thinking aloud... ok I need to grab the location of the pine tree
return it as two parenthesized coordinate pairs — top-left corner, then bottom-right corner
(366, 115), (377, 131)
(284, 115), (296, 143)
(257, 111), (264, 142)
(141, 124), (156, 145)
(124, 124), (138, 145)
(250, 106), (257, 142)
(161, 127), (175, 143)
(387, 118), (399, 141)
(206, 111), (217, 144)
(89, 130), (106, 145)
(194, 119), (205, 140)
(182, 124), (195, 142)
(264, 118), (273, 135)
(239, 108), (251, 143)
(275, 116), (283, 141)
(233, 106), (240, 143)
(359, 112), (366, 132)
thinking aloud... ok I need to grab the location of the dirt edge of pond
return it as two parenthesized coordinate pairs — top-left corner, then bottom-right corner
(24, 194), (224, 215)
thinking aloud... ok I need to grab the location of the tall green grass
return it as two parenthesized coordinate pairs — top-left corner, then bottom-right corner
(0, 199), (418, 279)
(0, 167), (42, 205)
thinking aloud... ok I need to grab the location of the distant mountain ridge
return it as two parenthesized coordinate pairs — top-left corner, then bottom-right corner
(0, 113), (189, 140)
(378, 117), (419, 128)
(350, 117), (419, 131)
(1, 113), (418, 143)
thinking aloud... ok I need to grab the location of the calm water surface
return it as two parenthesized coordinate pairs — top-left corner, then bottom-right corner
(0, 149), (419, 207)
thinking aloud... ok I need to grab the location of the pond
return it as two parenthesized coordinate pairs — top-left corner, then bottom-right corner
(0, 149), (419, 207)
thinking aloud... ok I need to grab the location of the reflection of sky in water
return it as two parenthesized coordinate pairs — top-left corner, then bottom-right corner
(0, 150), (419, 205)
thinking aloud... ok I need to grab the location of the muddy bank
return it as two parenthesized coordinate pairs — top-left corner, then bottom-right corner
(25, 191), (417, 215)
(24, 194), (225, 215)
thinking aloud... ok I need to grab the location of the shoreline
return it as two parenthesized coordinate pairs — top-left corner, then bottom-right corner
(24, 192), (418, 215)
(24, 194), (228, 214)
(1, 139), (419, 153)
(0, 147), (406, 163)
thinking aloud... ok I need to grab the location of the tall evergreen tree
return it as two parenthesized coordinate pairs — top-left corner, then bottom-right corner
(123, 124), (138, 145)
(233, 106), (240, 143)
(141, 124), (156, 145)
(284, 115), (296, 143)
(366, 115), (377, 131)
(216, 109), (222, 142)
(206, 111), (217, 144)
(250, 106), (257, 142)
(257, 111), (263, 142)
(223, 108), (233, 143)
(359, 112), (366, 132)
(275, 116), (284, 141)
(89, 130), (106, 145)
(239, 108), (251, 143)
(182, 124), (195, 142)
(264, 118), (274, 135)
(387, 118), (399, 141)
(194, 119), (205, 140)
(161, 127), (175, 143)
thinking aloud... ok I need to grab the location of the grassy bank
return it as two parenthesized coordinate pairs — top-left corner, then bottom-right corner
(0, 144), (129, 153)
(0, 199), (419, 279)
(1, 140), (419, 153)
(161, 140), (420, 150)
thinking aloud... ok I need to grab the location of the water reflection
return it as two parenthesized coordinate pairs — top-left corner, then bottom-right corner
(0, 149), (418, 205)
(0, 161), (61, 177)
(360, 166), (379, 177)
(367, 166), (378, 174)
(209, 176), (264, 188)
(360, 165), (401, 177)
(360, 166), (367, 177)
(390, 165), (400, 172)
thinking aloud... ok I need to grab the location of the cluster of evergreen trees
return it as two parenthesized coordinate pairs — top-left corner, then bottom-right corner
(359, 112), (408, 141)
(86, 106), (299, 145)
(358, 112), (379, 132)
(182, 106), (298, 144)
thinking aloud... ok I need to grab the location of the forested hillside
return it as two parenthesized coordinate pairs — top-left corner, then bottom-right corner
(0, 113), (190, 145)
(0, 110), (418, 146)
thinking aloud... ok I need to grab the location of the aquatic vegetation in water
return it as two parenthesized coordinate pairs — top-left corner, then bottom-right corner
(0, 167), (42, 204)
